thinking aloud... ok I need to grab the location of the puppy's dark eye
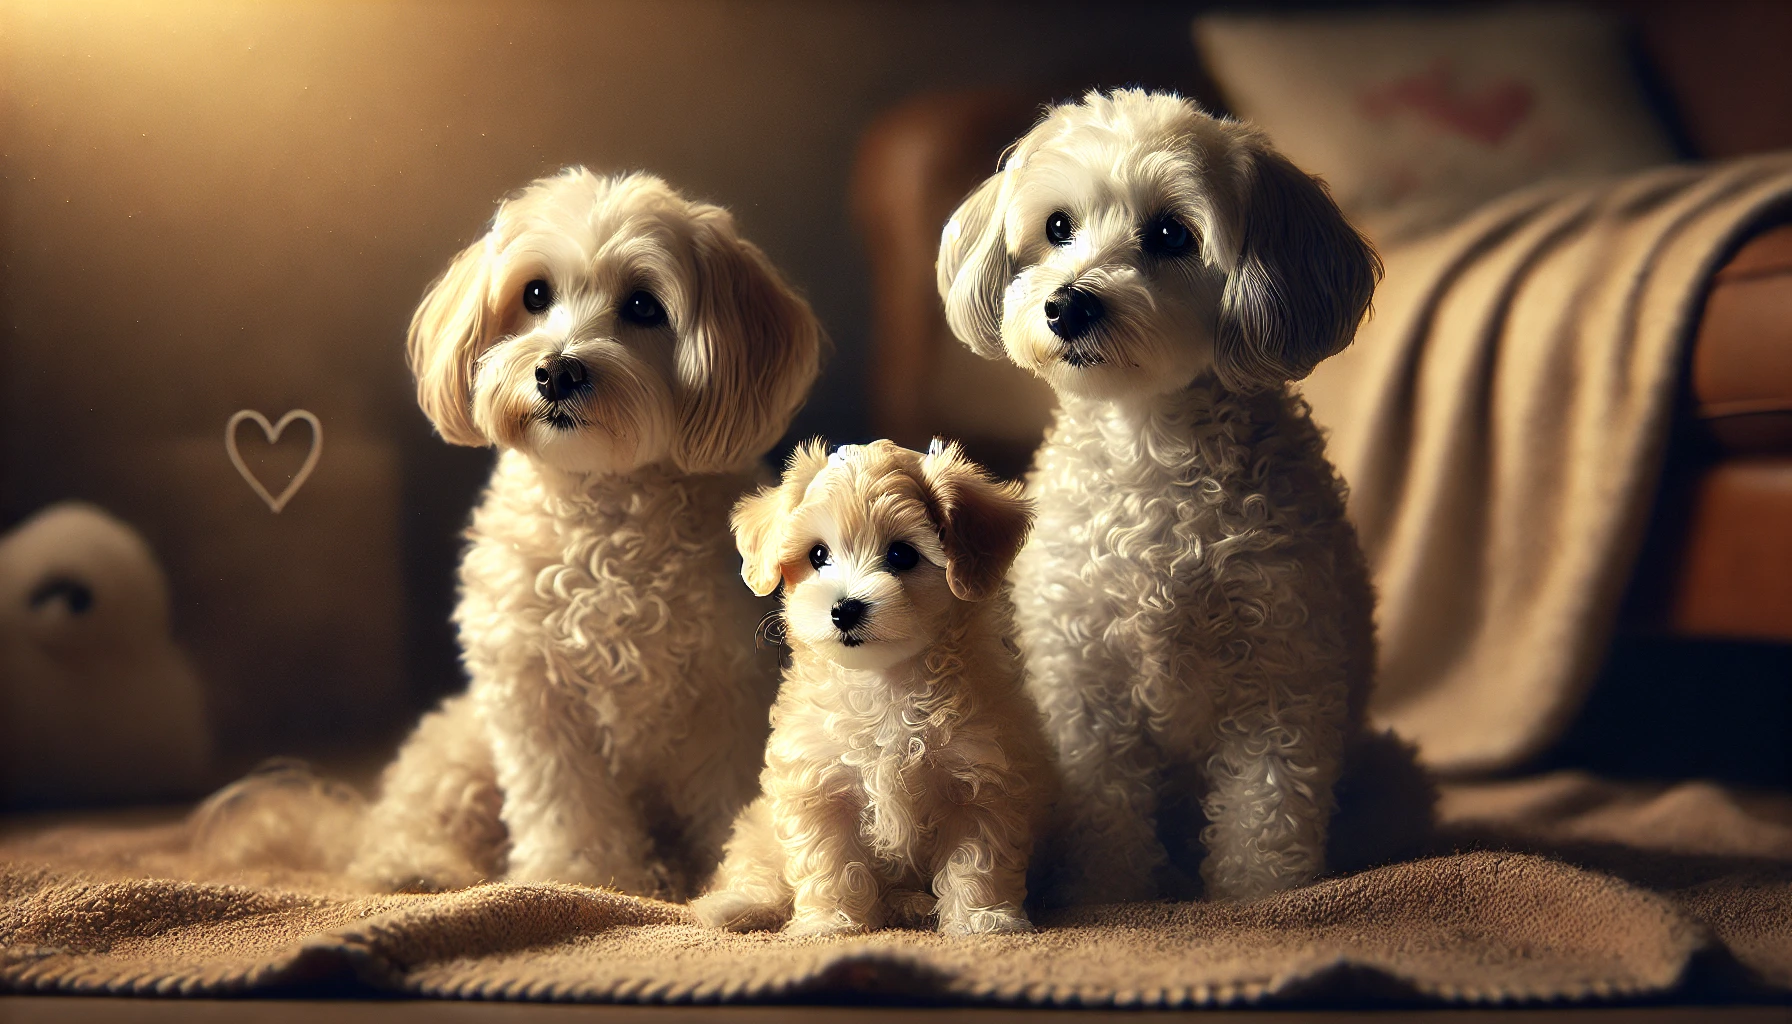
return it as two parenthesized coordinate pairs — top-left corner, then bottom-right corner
(620, 290), (667, 327)
(1045, 210), (1074, 246)
(808, 544), (830, 571)
(1142, 215), (1193, 257)
(884, 542), (920, 572)
(522, 279), (553, 314)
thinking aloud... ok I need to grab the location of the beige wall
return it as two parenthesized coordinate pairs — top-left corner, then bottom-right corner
(0, 0), (1204, 761)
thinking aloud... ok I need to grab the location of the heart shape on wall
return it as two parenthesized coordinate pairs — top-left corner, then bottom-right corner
(226, 409), (322, 514)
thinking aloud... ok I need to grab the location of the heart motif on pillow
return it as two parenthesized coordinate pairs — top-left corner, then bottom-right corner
(1359, 59), (1536, 146)
(225, 409), (322, 514)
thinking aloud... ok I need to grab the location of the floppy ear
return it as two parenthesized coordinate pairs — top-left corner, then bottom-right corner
(1213, 148), (1382, 392)
(936, 168), (1013, 360)
(730, 439), (830, 597)
(675, 209), (825, 473)
(919, 440), (1034, 601)
(407, 239), (494, 447)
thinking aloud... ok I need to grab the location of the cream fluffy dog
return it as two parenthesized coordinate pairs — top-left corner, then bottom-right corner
(351, 168), (822, 897)
(938, 89), (1413, 905)
(692, 439), (1051, 935)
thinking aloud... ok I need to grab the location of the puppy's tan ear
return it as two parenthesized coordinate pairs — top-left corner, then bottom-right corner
(731, 439), (830, 596)
(1214, 148), (1382, 392)
(919, 440), (1034, 601)
(937, 168), (1013, 360)
(408, 239), (494, 446)
(675, 208), (825, 474)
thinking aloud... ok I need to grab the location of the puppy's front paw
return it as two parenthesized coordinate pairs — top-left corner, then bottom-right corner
(691, 889), (788, 932)
(938, 903), (1033, 936)
(784, 909), (871, 938)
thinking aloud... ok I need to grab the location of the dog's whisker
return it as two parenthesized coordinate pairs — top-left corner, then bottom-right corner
(754, 611), (788, 649)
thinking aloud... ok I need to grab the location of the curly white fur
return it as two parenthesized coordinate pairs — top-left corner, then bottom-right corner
(938, 89), (1393, 904)
(693, 440), (1052, 935)
(350, 169), (822, 896)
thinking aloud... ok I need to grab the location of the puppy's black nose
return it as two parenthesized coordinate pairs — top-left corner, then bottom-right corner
(1044, 286), (1105, 341)
(534, 356), (589, 402)
(831, 598), (867, 633)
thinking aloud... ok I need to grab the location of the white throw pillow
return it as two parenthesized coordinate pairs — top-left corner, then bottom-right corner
(1194, 7), (1675, 236)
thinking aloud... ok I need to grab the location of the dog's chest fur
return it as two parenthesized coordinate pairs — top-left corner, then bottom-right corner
(771, 630), (1004, 869)
(1014, 378), (1363, 728)
(457, 451), (771, 775)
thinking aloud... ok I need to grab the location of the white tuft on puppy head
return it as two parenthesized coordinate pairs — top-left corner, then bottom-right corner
(731, 438), (1032, 672)
(937, 88), (1380, 400)
(408, 169), (823, 475)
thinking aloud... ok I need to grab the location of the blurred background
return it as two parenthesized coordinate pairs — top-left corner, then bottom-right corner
(1, 0), (1787, 804)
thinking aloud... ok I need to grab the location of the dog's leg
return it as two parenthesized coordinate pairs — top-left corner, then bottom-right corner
(670, 719), (766, 896)
(479, 678), (660, 895)
(776, 781), (883, 936)
(1028, 648), (1165, 904)
(1198, 703), (1340, 902)
(1049, 736), (1164, 904)
(352, 693), (506, 891)
(930, 789), (1035, 934)
(691, 795), (791, 931)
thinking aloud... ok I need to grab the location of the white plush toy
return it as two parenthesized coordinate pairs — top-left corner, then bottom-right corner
(0, 502), (210, 806)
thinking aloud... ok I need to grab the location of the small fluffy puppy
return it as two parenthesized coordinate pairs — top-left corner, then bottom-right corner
(938, 88), (1423, 905)
(693, 439), (1051, 936)
(353, 168), (822, 896)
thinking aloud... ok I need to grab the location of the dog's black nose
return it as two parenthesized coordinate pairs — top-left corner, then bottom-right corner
(831, 598), (867, 633)
(534, 356), (589, 402)
(1044, 286), (1105, 341)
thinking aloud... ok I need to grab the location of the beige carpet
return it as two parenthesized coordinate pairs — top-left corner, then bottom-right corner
(3, 773), (1788, 1007)
(1301, 155), (1792, 774)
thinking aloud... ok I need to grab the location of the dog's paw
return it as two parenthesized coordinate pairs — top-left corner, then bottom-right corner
(349, 848), (489, 894)
(690, 889), (787, 932)
(884, 888), (938, 929)
(783, 910), (871, 938)
(507, 850), (658, 895)
(1200, 865), (1311, 904)
(938, 903), (1033, 936)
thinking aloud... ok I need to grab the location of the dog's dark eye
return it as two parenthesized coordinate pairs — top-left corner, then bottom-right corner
(620, 290), (667, 327)
(1045, 210), (1074, 246)
(1142, 215), (1193, 257)
(808, 544), (830, 571)
(884, 542), (920, 572)
(522, 279), (553, 314)
(29, 576), (93, 615)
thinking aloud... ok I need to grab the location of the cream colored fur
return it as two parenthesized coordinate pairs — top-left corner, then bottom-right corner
(693, 440), (1053, 935)
(937, 89), (1405, 905)
(349, 169), (823, 896)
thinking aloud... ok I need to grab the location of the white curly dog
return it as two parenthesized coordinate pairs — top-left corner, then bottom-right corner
(351, 168), (823, 897)
(937, 89), (1413, 905)
(693, 439), (1050, 935)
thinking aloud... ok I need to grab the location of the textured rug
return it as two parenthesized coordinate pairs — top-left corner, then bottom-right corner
(3, 773), (1788, 1007)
